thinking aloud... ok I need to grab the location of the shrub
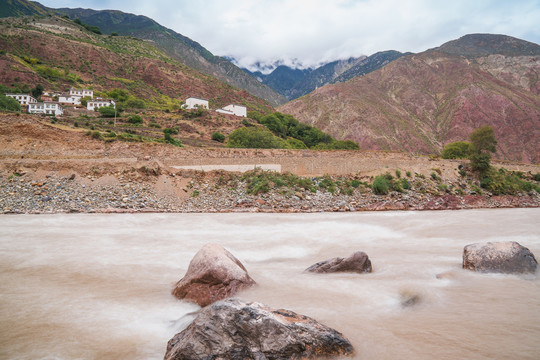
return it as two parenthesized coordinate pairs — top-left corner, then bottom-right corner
(441, 141), (470, 159)
(98, 106), (118, 118)
(128, 115), (143, 125)
(285, 138), (308, 149)
(125, 97), (146, 109)
(211, 132), (226, 143)
(395, 169), (401, 178)
(406, 171), (412, 177)
(163, 127), (182, 146)
(372, 176), (390, 195)
(0, 94), (21, 111)
(227, 127), (285, 149)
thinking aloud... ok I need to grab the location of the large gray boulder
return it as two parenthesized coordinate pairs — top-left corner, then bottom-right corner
(306, 251), (372, 273)
(164, 298), (354, 360)
(172, 244), (256, 307)
(462, 241), (537, 274)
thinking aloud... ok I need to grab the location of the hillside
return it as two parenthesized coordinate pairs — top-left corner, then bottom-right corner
(0, 0), (286, 106)
(0, 15), (273, 113)
(280, 34), (540, 163)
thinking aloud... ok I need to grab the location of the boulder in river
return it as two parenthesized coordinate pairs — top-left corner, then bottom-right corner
(164, 298), (354, 360)
(306, 251), (372, 273)
(462, 241), (537, 274)
(172, 243), (256, 307)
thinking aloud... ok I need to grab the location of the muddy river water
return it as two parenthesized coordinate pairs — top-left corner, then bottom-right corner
(1, 209), (539, 359)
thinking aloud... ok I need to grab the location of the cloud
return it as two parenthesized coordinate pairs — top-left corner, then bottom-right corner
(39, 0), (540, 70)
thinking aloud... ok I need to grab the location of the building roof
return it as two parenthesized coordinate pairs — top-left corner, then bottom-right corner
(186, 97), (209, 102)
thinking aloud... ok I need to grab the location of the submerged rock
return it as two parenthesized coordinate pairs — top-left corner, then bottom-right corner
(164, 298), (354, 360)
(172, 243), (256, 307)
(306, 251), (372, 273)
(462, 241), (537, 274)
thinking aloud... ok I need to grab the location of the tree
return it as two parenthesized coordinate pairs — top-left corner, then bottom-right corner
(80, 96), (92, 107)
(31, 84), (44, 99)
(128, 115), (143, 124)
(469, 125), (497, 174)
(441, 141), (470, 159)
(469, 125), (497, 154)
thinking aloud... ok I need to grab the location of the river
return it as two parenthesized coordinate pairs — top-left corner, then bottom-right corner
(1, 209), (539, 360)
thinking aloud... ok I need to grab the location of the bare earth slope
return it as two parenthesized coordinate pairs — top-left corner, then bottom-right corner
(1, 114), (539, 214)
(280, 35), (540, 163)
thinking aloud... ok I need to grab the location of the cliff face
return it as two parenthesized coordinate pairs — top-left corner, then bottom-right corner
(280, 35), (540, 163)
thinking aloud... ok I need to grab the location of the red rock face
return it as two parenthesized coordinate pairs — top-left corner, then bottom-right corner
(280, 52), (540, 163)
(172, 244), (256, 307)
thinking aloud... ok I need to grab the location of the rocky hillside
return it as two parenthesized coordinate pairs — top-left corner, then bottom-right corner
(0, 0), (286, 106)
(280, 34), (540, 163)
(0, 15), (273, 112)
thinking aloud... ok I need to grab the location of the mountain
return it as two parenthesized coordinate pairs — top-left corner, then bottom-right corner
(245, 52), (407, 100)
(280, 34), (540, 163)
(0, 0), (48, 18)
(246, 66), (313, 96)
(0, 0), (286, 106)
(332, 50), (409, 83)
(0, 15), (272, 112)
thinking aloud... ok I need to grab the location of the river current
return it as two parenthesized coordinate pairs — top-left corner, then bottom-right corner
(1, 209), (539, 359)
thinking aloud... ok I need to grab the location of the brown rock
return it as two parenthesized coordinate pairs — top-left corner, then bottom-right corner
(172, 243), (256, 307)
(463, 241), (537, 274)
(164, 298), (354, 360)
(306, 251), (372, 273)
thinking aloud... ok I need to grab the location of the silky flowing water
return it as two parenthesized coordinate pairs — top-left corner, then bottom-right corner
(1, 209), (539, 360)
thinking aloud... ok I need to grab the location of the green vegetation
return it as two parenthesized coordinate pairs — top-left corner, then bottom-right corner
(226, 111), (360, 150)
(128, 114), (143, 124)
(98, 106), (118, 118)
(0, 94), (21, 111)
(163, 127), (182, 147)
(74, 18), (102, 34)
(469, 125), (497, 174)
(480, 168), (539, 195)
(211, 132), (226, 143)
(247, 111), (359, 150)
(227, 127), (285, 149)
(372, 175), (390, 195)
(441, 141), (470, 159)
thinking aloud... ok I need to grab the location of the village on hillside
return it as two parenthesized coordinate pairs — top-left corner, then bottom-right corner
(5, 89), (247, 118)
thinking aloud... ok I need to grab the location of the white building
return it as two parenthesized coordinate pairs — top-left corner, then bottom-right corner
(87, 98), (116, 111)
(216, 104), (247, 117)
(28, 102), (64, 116)
(5, 94), (37, 105)
(70, 88), (94, 98)
(58, 94), (82, 105)
(185, 97), (209, 110)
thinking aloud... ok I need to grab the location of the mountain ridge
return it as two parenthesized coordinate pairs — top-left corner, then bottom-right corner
(0, 0), (287, 106)
(280, 34), (540, 163)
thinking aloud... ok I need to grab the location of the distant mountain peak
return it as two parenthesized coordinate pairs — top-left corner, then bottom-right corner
(433, 33), (540, 58)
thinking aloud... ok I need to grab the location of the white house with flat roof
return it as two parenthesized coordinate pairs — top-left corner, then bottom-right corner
(5, 94), (37, 105)
(216, 104), (247, 117)
(87, 98), (116, 111)
(28, 102), (63, 116)
(185, 97), (209, 110)
(58, 94), (82, 105)
(70, 88), (93, 98)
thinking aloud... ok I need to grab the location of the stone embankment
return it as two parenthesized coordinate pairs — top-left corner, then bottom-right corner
(1, 166), (539, 214)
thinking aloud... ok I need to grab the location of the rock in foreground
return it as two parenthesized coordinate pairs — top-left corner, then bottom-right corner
(172, 243), (256, 307)
(164, 298), (354, 360)
(306, 251), (372, 273)
(463, 241), (537, 274)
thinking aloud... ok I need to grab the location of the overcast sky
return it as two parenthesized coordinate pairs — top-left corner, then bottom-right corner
(39, 0), (540, 71)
